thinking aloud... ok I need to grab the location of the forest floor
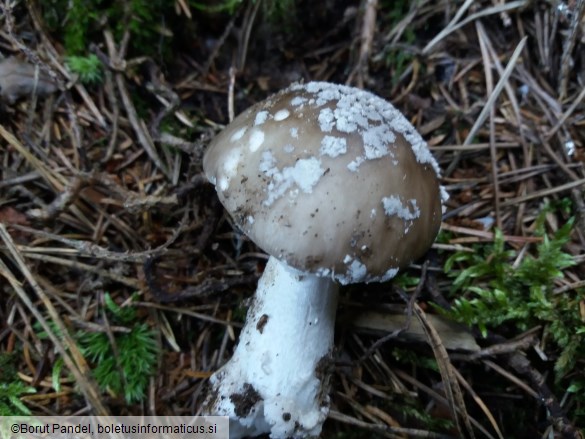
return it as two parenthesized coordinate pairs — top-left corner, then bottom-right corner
(0, 0), (584, 438)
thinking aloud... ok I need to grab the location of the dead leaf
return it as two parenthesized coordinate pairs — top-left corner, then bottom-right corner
(0, 206), (30, 227)
(350, 310), (480, 352)
(0, 57), (58, 103)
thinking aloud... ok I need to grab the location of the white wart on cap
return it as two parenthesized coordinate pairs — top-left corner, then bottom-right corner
(204, 81), (444, 284)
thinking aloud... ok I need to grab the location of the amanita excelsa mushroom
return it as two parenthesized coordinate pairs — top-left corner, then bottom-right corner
(203, 82), (446, 438)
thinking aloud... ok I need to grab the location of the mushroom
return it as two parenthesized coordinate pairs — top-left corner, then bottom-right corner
(203, 81), (447, 438)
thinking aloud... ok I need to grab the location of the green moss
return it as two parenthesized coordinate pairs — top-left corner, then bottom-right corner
(37, 293), (159, 404)
(66, 55), (103, 84)
(41, 0), (171, 58)
(0, 353), (36, 415)
(441, 208), (584, 424)
(380, 0), (418, 86)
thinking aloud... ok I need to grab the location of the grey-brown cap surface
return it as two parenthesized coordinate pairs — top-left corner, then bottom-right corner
(204, 82), (445, 284)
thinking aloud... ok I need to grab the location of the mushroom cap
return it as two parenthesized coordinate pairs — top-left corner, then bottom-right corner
(204, 82), (445, 284)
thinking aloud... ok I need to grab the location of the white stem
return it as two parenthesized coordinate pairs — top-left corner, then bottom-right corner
(204, 256), (339, 438)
